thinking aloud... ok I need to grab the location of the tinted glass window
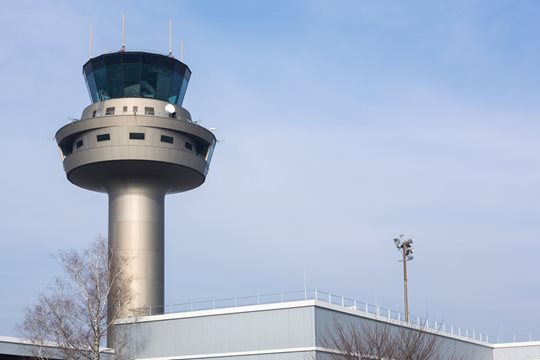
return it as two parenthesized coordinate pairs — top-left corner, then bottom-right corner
(206, 141), (216, 163)
(195, 142), (209, 157)
(86, 72), (98, 103)
(185, 142), (193, 150)
(61, 145), (72, 157)
(123, 63), (140, 97)
(141, 57), (159, 98)
(106, 64), (123, 98)
(144, 107), (155, 115)
(161, 135), (174, 144)
(129, 132), (145, 140)
(76, 140), (83, 148)
(105, 107), (115, 115)
(168, 71), (182, 105)
(93, 67), (110, 100)
(97, 134), (110, 142)
(156, 60), (173, 100)
(83, 52), (191, 105)
(178, 69), (191, 105)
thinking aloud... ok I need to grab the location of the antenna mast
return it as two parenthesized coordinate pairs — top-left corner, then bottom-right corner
(121, 14), (126, 52)
(180, 40), (183, 62)
(169, 20), (173, 57)
(90, 26), (93, 58)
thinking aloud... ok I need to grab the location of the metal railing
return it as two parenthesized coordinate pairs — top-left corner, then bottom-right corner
(140, 289), (533, 344)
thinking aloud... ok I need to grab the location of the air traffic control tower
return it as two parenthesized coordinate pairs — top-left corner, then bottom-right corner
(55, 50), (216, 318)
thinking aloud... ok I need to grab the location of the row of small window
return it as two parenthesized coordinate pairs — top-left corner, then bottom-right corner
(91, 106), (155, 117)
(75, 133), (192, 150)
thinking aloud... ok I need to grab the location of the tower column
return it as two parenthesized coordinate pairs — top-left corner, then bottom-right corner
(107, 183), (165, 318)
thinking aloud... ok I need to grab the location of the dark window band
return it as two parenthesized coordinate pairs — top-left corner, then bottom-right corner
(97, 134), (110, 142)
(161, 135), (174, 144)
(129, 132), (145, 140)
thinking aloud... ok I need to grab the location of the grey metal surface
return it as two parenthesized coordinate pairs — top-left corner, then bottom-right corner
(0, 337), (37, 357)
(0, 336), (113, 360)
(314, 305), (493, 360)
(108, 182), (165, 315)
(7, 299), (540, 360)
(116, 304), (316, 359)
(114, 301), (512, 360)
(188, 352), (316, 360)
(493, 343), (540, 360)
(79, 98), (192, 121)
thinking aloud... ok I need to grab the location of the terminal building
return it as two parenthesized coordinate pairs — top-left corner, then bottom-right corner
(2, 292), (540, 360)
(2, 47), (539, 360)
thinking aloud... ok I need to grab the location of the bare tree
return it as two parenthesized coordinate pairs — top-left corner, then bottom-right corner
(319, 317), (474, 360)
(18, 236), (138, 360)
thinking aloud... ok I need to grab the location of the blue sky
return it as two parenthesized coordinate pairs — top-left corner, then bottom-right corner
(0, 0), (539, 341)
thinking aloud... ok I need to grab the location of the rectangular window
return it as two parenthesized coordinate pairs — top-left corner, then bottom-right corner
(105, 107), (115, 115)
(97, 134), (110, 142)
(60, 146), (72, 158)
(129, 132), (145, 140)
(123, 106), (128, 112)
(76, 140), (83, 148)
(161, 135), (174, 144)
(185, 142), (193, 150)
(144, 107), (155, 115)
(133, 106), (138, 113)
(196, 142), (209, 157)
(92, 110), (97, 118)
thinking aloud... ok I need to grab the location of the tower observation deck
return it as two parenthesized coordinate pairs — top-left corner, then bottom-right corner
(55, 51), (216, 320)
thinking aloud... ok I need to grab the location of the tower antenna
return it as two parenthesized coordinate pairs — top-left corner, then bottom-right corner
(180, 40), (183, 62)
(169, 20), (173, 57)
(121, 14), (125, 52)
(90, 26), (93, 58)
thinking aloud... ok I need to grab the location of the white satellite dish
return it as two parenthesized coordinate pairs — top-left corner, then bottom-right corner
(165, 104), (176, 114)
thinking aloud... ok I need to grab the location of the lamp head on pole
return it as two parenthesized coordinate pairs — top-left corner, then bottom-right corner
(393, 234), (415, 261)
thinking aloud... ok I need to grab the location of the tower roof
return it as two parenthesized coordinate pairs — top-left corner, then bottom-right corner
(83, 51), (191, 105)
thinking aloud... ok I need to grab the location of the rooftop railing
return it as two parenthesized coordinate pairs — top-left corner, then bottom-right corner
(140, 289), (534, 344)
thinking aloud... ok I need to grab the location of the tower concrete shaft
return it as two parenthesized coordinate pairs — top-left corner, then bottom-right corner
(56, 51), (216, 322)
(108, 183), (165, 314)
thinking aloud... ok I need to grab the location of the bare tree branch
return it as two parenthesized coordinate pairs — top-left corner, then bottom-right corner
(18, 235), (139, 360)
(319, 317), (475, 360)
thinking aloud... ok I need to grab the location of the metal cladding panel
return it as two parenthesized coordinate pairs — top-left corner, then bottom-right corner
(229, 312), (246, 351)
(257, 310), (275, 350)
(0, 339), (35, 357)
(274, 310), (289, 348)
(160, 320), (176, 355)
(493, 344), (540, 360)
(0, 337), (90, 360)
(214, 314), (231, 352)
(202, 316), (217, 353)
(174, 352), (316, 360)
(187, 317), (203, 354)
(118, 306), (315, 359)
(314, 306), (493, 360)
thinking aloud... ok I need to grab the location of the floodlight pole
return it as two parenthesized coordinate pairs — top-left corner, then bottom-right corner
(401, 243), (409, 322)
(394, 234), (413, 323)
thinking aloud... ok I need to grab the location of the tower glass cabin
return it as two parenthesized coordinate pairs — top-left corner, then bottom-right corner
(83, 51), (191, 105)
(55, 51), (216, 327)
